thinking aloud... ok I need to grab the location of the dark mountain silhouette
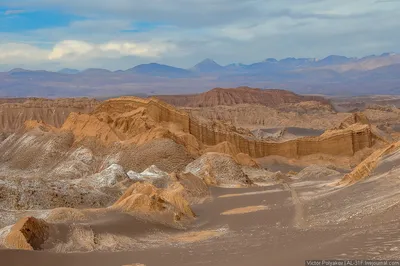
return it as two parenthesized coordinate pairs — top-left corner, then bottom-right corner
(315, 55), (354, 66)
(127, 63), (194, 78)
(80, 68), (113, 75)
(58, 68), (80, 74)
(0, 53), (399, 97)
(191, 59), (225, 73)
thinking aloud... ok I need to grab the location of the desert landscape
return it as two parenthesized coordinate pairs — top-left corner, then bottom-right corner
(0, 87), (399, 266)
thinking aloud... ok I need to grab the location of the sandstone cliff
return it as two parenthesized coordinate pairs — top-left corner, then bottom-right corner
(0, 97), (98, 132)
(155, 87), (332, 108)
(338, 112), (370, 129)
(61, 97), (379, 160)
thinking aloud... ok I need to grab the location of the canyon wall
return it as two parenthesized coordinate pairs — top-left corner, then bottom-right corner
(189, 120), (373, 157)
(0, 98), (98, 133)
(64, 97), (376, 159)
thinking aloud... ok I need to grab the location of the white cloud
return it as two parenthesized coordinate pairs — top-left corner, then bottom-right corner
(47, 40), (174, 61)
(99, 41), (174, 57)
(48, 40), (94, 60)
(0, 43), (48, 61)
(0, 40), (175, 70)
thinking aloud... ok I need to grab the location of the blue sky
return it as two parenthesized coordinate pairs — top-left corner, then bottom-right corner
(0, 0), (400, 71)
(0, 8), (84, 32)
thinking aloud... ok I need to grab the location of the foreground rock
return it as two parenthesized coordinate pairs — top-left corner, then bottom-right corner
(4, 217), (50, 250)
(112, 182), (196, 225)
(340, 141), (400, 185)
(172, 172), (210, 204)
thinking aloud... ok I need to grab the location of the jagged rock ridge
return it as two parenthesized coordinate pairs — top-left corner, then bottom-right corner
(62, 96), (378, 159)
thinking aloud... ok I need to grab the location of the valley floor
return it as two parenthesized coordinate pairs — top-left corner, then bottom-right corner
(2, 164), (400, 266)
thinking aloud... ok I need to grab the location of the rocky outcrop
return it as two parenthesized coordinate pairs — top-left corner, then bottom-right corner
(117, 138), (194, 173)
(127, 165), (172, 189)
(186, 104), (347, 131)
(0, 177), (116, 210)
(81, 164), (129, 189)
(4, 217), (50, 250)
(184, 153), (253, 186)
(61, 97), (378, 160)
(0, 97), (98, 133)
(172, 172), (210, 204)
(338, 112), (370, 129)
(339, 141), (400, 185)
(155, 87), (332, 108)
(112, 182), (195, 224)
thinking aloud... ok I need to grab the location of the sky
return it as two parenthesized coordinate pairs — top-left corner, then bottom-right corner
(0, 0), (399, 71)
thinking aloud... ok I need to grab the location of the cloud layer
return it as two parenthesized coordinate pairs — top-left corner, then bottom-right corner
(0, 0), (399, 70)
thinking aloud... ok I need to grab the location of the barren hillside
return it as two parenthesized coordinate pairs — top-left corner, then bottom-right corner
(155, 87), (332, 108)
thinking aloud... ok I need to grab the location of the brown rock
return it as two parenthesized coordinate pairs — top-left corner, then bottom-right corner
(112, 182), (195, 222)
(5, 217), (50, 250)
(338, 112), (370, 129)
(155, 87), (332, 108)
(184, 153), (253, 186)
(339, 141), (400, 185)
(61, 96), (379, 161)
(0, 97), (98, 133)
(174, 172), (211, 204)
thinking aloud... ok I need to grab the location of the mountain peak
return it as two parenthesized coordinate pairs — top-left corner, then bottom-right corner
(315, 55), (353, 66)
(200, 58), (217, 64)
(127, 63), (193, 78)
(191, 58), (224, 72)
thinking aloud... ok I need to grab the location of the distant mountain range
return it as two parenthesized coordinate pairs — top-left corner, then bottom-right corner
(1, 53), (399, 97)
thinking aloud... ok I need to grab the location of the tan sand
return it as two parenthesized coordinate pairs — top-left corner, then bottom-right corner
(221, 205), (269, 215)
(169, 228), (227, 243)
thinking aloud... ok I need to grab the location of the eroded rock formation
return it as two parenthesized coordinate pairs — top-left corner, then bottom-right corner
(61, 96), (379, 160)
(184, 153), (253, 186)
(0, 97), (98, 133)
(112, 182), (195, 224)
(155, 87), (332, 108)
(339, 141), (400, 185)
(4, 217), (50, 250)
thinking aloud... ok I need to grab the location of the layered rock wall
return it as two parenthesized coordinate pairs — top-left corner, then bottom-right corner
(0, 98), (98, 132)
(64, 97), (376, 159)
